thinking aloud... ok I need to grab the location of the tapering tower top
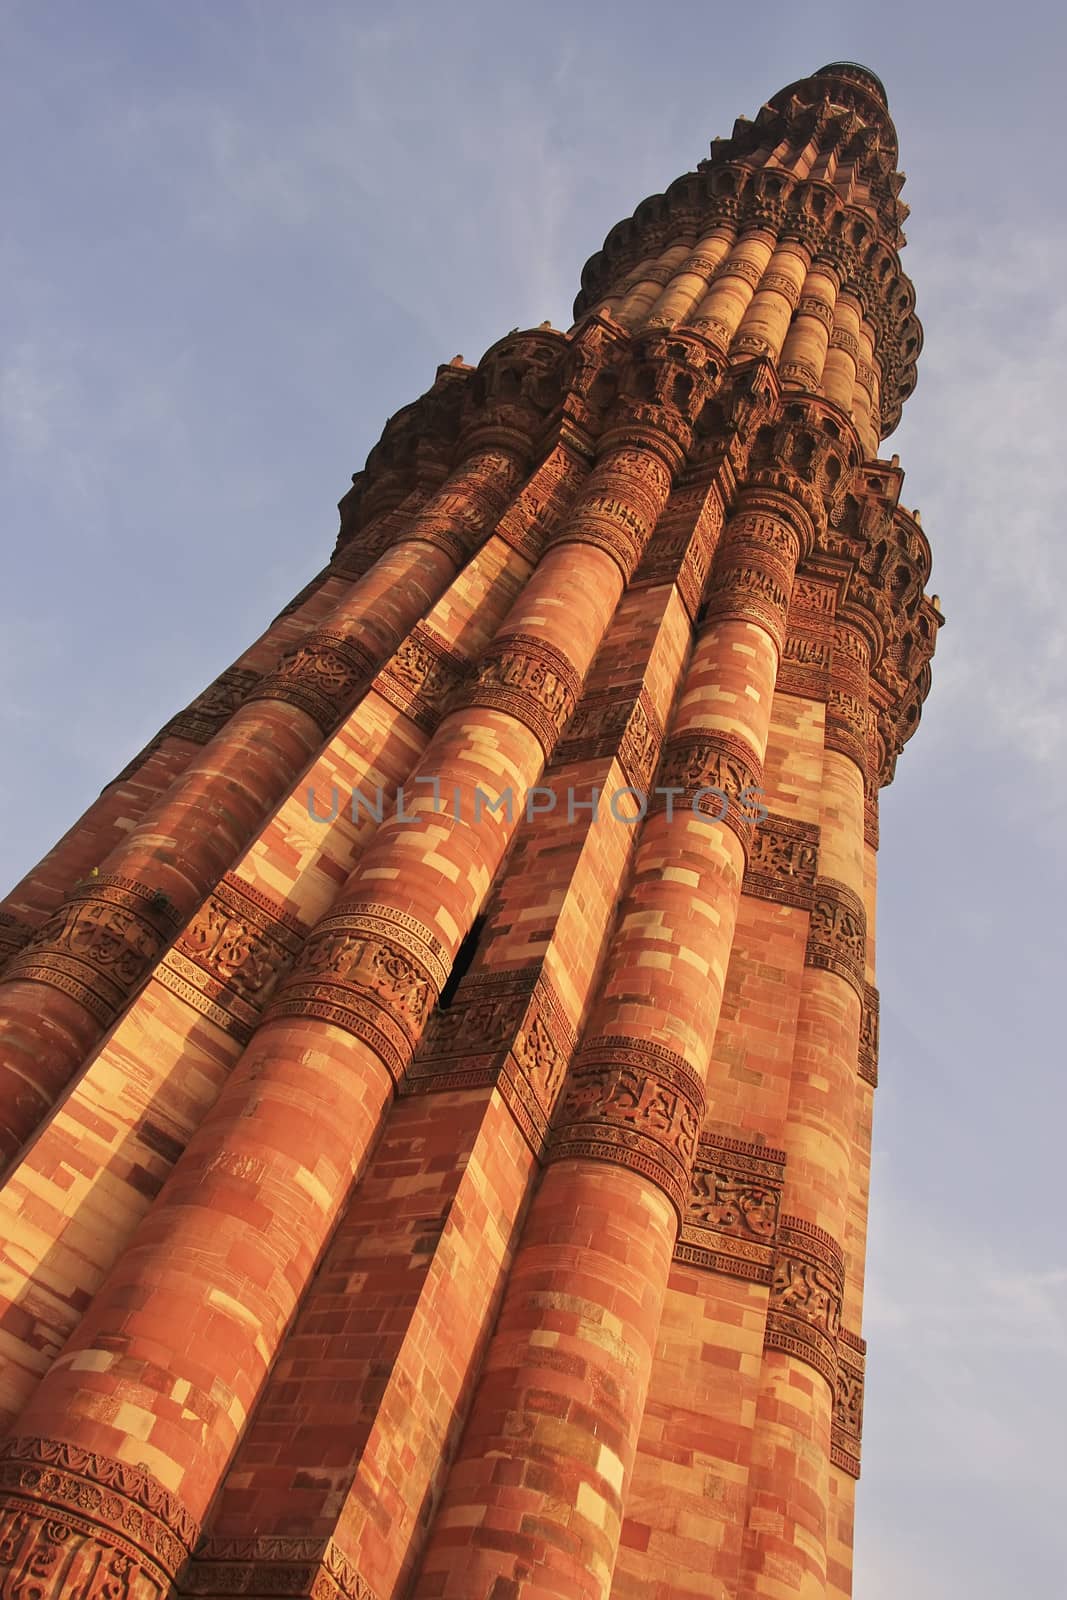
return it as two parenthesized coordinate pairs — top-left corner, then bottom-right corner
(573, 62), (919, 444)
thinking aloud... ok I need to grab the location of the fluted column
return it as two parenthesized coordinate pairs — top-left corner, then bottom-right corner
(737, 616), (872, 1600)
(689, 231), (776, 351)
(0, 443), (528, 1171)
(0, 378), (697, 1595)
(412, 477), (815, 1600)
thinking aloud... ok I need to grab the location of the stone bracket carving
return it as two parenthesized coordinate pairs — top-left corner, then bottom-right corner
(674, 1133), (786, 1282)
(743, 815), (820, 908)
(157, 875), (309, 1045)
(550, 1036), (705, 1220)
(804, 877), (867, 998)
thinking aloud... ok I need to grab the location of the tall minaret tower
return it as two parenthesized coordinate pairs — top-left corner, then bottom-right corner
(0, 63), (939, 1600)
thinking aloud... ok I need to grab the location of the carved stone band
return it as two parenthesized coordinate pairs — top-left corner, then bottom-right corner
(461, 633), (583, 760)
(743, 815), (820, 909)
(805, 878), (868, 998)
(675, 1133), (786, 1283)
(859, 982), (879, 1087)
(374, 624), (471, 735)
(832, 1328), (867, 1479)
(653, 730), (764, 849)
(250, 629), (378, 737)
(550, 1036), (705, 1221)
(156, 874), (308, 1045)
(764, 1216), (845, 1388)
(0, 1435), (199, 1598)
(4, 875), (184, 1029)
(185, 1535), (379, 1600)
(403, 965), (577, 1158)
(549, 445), (673, 580)
(266, 904), (451, 1082)
(555, 688), (664, 794)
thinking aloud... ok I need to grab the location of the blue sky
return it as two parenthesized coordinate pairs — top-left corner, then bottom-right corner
(2, 2), (1065, 1592)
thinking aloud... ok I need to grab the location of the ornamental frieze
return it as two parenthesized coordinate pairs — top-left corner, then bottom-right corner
(743, 815), (820, 908)
(250, 629), (377, 736)
(494, 446), (589, 565)
(403, 966), (577, 1150)
(653, 730), (764, 845)
(554, 688), (663, 793)
(553, 444), (674, 579)
(374, 625), (471, 735)
(674, 1133), (786, 1282)
(156, 875), (307, 1045)
(805, 878), (868, 997)
(859, 982), (879, 1086)
(4, 875), (184, 1029)
(631, 479), (725, 620)
(550, 1037), (705, 1220)
(825, 687), (870, 772)
(266, 904), (450, 1081)
(764, 1216), (845, 1388)
(186, 1535), (378, 1600)
(776, 630), (831, 699)
(0, 912), (33, 970)
(0, 1436), (199, 1599)
(167, 666), (264, 747)
(832, 1328), (866, 1479)
(461, 634), (582, 759)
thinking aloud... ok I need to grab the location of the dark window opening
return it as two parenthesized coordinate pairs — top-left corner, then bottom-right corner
(438, 914), (486, 1009)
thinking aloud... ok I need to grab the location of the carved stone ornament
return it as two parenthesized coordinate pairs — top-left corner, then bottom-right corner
(653, 730), (764, 846)
(403, 966), (577, 1157)
(631, 477), (725, 622)
(0, 911), (34, 971)
(461, 633), (583, 759)
(494, 444), (589, 565)
(4, 874), (184, 1028)
(831, 1328), (866, 1478)
(858, 981), (879, 1086)
(763, 1216), (845, 1387)
(156, 874), (308, 1045)
(743, 815), (820, 908)
(249, 629), (377, 736)
(0, 1436), (199, 1599)
(374, 624), (472, 735)
(266, 904), (450, 1082)
(674, 1133), (786, 1282)
(185, 1534), (379, 1600)
(550, 1036), (705, 1220)
(555, 687), (664, 793)
(549, 442), (674, 580)
(805, 877), (868, 997)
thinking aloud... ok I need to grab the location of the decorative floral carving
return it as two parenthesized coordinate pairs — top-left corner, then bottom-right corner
(653, 730), (764, 845)
(555, 689), (663, 792)
(832, 1328), (867, 1478)
(374, 625), (471, 735)
(186, 1534), (378, 1599)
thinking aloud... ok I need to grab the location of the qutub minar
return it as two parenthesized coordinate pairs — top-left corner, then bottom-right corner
(0, 61), (940, 1600)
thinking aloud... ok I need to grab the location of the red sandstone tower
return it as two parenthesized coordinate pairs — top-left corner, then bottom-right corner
(0, 61), (940, 1600)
